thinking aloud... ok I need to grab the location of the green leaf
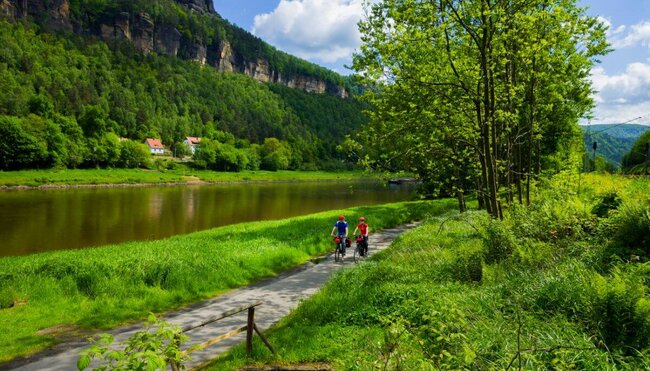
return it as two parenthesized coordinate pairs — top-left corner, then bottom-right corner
(77, 355), (91, 371)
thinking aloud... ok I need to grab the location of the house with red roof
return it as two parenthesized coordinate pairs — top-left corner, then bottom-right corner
(145, 138), (165, 155)
(183, 137), (201, 154)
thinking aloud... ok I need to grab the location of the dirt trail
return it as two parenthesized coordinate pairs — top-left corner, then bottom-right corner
(4, 223), (419, 371)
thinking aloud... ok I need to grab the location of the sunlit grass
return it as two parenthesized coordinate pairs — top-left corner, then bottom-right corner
(205, 175), (650, 370)
(0, 199), (453, 362)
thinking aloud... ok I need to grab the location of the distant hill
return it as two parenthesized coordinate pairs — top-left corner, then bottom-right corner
(581, 124), (650, 167)
(0, 0), (368, 171)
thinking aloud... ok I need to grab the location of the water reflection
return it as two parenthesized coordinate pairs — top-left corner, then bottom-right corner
(0, 181), (416, 257)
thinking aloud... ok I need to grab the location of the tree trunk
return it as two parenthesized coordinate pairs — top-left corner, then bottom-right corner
(455, 167), (466, 212)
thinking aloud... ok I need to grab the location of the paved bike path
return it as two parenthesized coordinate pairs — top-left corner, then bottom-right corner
(7, 223), (419, 371)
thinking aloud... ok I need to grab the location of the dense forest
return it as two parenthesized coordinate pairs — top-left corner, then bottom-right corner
(0, 17), (366, 171)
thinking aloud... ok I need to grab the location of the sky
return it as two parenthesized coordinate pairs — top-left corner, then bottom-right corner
(212, 0), (650, 125)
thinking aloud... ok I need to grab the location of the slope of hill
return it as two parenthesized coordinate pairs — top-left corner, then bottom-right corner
(580, 124), (650, 167)
(0, 0), (349, 97)
(0, 1), (367, 171)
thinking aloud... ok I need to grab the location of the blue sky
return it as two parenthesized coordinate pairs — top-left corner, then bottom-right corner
(212, 0), (650, 124)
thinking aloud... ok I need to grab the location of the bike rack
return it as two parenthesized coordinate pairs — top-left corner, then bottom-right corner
(170, 300), (275, 370)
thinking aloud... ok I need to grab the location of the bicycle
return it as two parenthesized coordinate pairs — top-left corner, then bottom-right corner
(333, 236), (348, 262)
(353, 235), (367, 263)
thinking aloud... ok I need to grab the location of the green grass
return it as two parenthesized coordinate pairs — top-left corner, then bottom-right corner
(205, 174), (650, 370)
(0, 199), (453, 363)
(0, 168), (380, 187)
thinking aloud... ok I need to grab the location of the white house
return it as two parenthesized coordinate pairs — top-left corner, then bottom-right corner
(183, 137), (201, 154)
(145, 138), (165, 155)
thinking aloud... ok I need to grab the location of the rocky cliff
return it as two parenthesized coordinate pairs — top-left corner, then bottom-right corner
(1, 0), (348, 98)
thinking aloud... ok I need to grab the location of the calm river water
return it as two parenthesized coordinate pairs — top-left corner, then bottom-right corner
(0, 181), (416, 257)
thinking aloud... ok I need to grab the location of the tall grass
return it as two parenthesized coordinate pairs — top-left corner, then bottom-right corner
(206, 175), (650, 370)
(0, 200), (453, 362)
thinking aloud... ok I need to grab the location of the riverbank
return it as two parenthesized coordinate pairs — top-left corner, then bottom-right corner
(205, 173), (650, 370)
(5, 224), (422, 370)
(0, 199), (455, 363)
(0, 168), (385, 190)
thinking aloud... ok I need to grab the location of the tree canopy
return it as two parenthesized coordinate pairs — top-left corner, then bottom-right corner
(353, 0), (609, 216)
(0, 20), (366, 171)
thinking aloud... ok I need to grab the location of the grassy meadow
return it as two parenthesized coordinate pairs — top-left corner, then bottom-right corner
(0, 200), (453, 363)
(0, 167), (377, 188)
(207, 174), (650, 370)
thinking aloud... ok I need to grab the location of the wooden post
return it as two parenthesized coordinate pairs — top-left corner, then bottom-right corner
(246, 307), (255, 355)
(253, 323), (276, 354)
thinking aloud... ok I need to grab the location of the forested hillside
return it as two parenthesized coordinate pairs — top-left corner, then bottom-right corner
(2, 0), (349, 96)
(581, 124), (650, 168)
(0, 15), (366, 170)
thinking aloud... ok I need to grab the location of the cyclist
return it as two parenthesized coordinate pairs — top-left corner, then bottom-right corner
(353, 216), (369, 256)
(330, 215), (348, 256)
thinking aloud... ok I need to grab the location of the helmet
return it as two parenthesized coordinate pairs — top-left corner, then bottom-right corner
(359, 217), (366, 222)
(338, 215), (345, 220)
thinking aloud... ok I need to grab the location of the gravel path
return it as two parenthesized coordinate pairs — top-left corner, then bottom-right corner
(5, 223), (419, 371)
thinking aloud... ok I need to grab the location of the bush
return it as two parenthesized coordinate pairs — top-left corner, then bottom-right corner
(455, 252), (483, 283)
(482, 220), (516, 264)
(78, 315), (189, 370)
(592, 191), (622, 218)
(193, 140), (249, 171)
(119, 140), (151, 169)
(591, 268), (650, 352)
(602, 202), (650, 262)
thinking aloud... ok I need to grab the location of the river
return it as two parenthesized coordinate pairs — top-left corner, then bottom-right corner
(0, 181), (416, 257)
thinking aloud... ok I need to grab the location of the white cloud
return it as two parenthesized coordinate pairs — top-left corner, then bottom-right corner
(591, 63), (650, 123)
(605, 19), (650, 49)
(252, 0), (365, 64)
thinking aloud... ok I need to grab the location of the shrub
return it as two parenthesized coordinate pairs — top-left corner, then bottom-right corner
(482, 220), (516, 264)
(592, 191), (622, 218)
(591, 268), (650, 353)
(78, 315), (189, 370)
(602, 202), (650, 261)
(119, 140), (151, 169)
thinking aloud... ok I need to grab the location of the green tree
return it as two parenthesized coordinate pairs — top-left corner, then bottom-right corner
(78, 104), (110, 137)
(119, 140), (151, 168)
(86, 133), (121, 168)
(622, 131), (650, 174)
(260, 137), (291, 171)
(0, 116), (48, 170)
(353, 0), (608, 216)
(173, 142), (191, 158)
(53, 114), (87, 168)
(193, 139), (217, 169)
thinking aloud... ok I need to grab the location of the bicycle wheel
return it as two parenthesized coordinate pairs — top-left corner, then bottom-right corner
(334, 246), (340, 262)
(354, 245), (360, 263)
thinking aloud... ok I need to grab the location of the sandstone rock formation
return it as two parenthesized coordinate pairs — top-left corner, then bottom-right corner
(1, 0), (349, 98)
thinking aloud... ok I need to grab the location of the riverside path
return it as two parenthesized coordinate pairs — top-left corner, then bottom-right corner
(5, 223), (419, 371)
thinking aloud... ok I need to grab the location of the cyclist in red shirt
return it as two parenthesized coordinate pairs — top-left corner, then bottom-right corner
(353, 216), (369, 256)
